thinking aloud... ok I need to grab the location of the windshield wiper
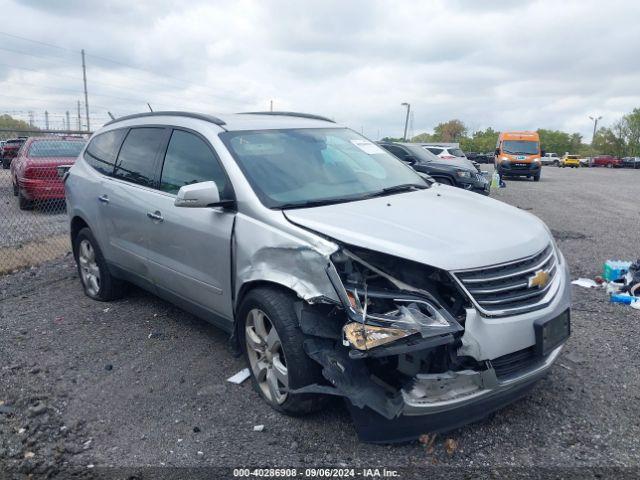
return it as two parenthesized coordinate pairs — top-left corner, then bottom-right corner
(365, 183), (428, 199)
(278, 197), (359, 210)
(278, 184), (427, 209)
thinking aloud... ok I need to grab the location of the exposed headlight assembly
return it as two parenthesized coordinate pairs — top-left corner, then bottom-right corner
(328, 249), (463, 355)
(455, 170), (473, 179)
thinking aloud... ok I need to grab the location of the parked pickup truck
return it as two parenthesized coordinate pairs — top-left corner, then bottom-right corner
(591, 155), (621, 168)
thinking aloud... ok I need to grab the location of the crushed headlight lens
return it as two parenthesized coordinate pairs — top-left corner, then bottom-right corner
(343, 322), (414, 350)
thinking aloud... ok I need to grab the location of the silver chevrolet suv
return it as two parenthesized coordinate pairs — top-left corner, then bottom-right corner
(65, 111), (571, 443)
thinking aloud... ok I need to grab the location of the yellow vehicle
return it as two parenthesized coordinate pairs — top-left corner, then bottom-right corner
(560, 154), (580, 168)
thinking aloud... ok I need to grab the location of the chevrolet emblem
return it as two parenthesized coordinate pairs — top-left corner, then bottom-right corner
(528, 269), (550, 289)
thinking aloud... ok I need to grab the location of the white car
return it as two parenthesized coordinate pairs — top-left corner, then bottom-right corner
(540, 153), (560, 166)
(421, 144), (468, 161)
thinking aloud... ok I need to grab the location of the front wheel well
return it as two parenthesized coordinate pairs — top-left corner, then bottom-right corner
(70, 216), (89, 252)
(230, 280), (301, 355)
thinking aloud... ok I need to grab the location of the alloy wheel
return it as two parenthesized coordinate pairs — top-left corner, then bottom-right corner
(245, 308), (289, 405)
(78, 239), (101, 296)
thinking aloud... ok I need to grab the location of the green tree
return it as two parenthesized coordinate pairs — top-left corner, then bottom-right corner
(0, 114), (34, 140)
(433, 119), (467, 142)
(592, 127), (624, 156)
(410, 132), (436, 143)
(460, 127), (499, 153)
(620, 108), (640, 156)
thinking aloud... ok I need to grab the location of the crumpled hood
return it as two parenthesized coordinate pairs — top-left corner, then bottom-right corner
(284, 185), (551, 271)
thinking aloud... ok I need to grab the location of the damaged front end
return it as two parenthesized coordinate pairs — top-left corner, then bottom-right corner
(293, 246), (557, 443)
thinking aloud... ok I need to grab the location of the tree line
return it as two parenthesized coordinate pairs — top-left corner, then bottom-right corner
(0, 114), (39, 141)
(383, 107), (640, 158)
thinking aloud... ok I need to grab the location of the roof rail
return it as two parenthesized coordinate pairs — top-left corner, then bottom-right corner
(238, 111), (335, 123)
(103, 111), (226, 128)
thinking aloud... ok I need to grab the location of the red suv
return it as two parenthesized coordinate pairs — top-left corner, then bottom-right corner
(11, 136), (86, 210)
(591, 155), (621, 168)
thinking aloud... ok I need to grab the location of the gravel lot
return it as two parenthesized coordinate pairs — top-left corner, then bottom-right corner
(1, 166), (639, 477)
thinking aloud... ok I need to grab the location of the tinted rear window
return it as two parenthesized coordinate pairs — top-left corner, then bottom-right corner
(113, 128), (166, 187)
(425, 147), (443, 155)
(448, 148), (465, 157)
(28, 140), (84, 157)
(85, 129), (127, 176)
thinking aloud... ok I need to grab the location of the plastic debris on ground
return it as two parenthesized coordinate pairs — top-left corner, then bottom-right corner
(572, 278), (599, 289)
(253, 425), (265, 432)
(226, 368), (251, 385)
(572, 258), (640, 310)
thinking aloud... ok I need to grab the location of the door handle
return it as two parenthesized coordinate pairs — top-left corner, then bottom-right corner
(147, 211), (164, 222)
(98, 194), (109, 204)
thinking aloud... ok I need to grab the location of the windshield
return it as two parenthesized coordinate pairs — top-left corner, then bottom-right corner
(28, 140), (85, 157)
(502, 140), (539, 155)
(220, 128), (427, 208)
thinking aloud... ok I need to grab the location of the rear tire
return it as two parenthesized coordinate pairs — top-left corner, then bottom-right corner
(2, 158), (10, 169)
(239, 287), (327, 416)
(73, 227), (124, 301)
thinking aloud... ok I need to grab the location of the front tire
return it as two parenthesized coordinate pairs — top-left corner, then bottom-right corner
(18, 189), (33, 210)
(436, 177), (454, 186)
(533, 173), (541, 182)
(73, 227), (124, 301)
(2, 158), (10, 169)
(239, 287), (327, 416)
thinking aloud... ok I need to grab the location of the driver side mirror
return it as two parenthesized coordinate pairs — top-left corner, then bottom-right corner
(540, 150), (546, 157)
(494, 148), (500, 156)
(174, 181), (234, 208)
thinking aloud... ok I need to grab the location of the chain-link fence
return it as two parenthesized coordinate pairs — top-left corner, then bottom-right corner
(1, 130), (90, 274)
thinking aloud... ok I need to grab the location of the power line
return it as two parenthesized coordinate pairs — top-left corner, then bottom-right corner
(0, 30), (228, 103)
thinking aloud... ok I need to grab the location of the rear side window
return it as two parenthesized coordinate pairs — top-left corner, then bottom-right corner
(382, 144), (407, 159)
(113, 128), (166, 187)
(159, 130), (228, 195)
(85, 129), (127, 175)
(448, 148), (465, 157)
(29, 140), (85, 157)
(426, 147), (443, 155)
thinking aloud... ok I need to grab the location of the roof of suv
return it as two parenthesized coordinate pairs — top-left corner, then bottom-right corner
(103, 111), (337, 132)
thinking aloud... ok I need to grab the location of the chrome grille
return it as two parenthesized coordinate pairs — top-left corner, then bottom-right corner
(453, 245), (558, 316)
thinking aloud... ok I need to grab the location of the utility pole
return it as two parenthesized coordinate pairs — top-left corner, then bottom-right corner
(589, 115), (602, 144)
(401, 102), (411, 141)
(45, 110), (49, 130)
(28, 111), (34, 127)
(66, 110), (70, 131)
(81, 49), (90, 132)
(270, 100), (273, 112)
(77, 101), (81, 130)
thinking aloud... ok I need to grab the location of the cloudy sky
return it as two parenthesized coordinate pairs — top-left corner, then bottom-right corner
(1, 0), (639, 140)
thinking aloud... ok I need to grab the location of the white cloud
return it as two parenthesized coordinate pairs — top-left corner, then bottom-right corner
(1, 0), (639, 140)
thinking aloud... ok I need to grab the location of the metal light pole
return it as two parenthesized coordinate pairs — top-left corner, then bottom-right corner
(81, 49), (90, 132)
(589, 115), (602, 144)
(401, 102), (410, 141)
